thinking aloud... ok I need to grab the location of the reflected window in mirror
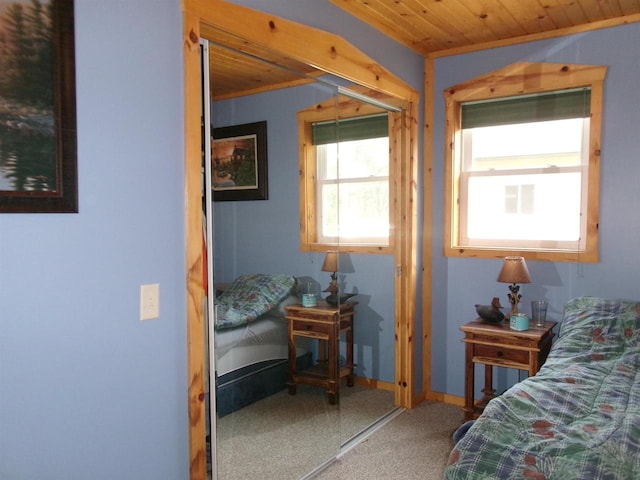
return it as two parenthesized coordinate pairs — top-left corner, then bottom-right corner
(298, 97), (399, 254)
(315, 114), (389, 245)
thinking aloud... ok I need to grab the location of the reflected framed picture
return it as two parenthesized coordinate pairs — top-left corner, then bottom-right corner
(0, 0), (77, 213)
(212, 121), (268, 201)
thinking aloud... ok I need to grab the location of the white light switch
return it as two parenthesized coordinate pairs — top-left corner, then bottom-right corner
(140, 283), (160, 320)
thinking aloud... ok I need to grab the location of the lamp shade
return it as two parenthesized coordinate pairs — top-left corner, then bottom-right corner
(321, 251), (339, 273)
(496, 256), (532, 284)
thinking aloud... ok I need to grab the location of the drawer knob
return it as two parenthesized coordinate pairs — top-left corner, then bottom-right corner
(497, 351), (503, 357)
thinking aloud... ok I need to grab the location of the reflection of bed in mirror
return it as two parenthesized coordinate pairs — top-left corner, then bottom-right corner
(211, 274), (311, 417)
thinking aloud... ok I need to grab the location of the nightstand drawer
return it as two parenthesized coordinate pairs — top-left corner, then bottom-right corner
(291, 319), (330, 336)
(474, 344), (528, 364)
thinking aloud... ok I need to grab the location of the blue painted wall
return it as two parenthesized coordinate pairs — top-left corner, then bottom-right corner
(0, 1), (188, 479)
(431, 23), (640, 399)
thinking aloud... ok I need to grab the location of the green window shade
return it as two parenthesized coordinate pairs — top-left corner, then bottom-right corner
(313, 114), (388, 145)
(462, 88), (591, 129)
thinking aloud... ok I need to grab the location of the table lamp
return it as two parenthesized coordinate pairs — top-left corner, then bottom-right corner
(320, 251), (356, 306)
(496, 256), (532, 318)
(321, 251), (339, 300)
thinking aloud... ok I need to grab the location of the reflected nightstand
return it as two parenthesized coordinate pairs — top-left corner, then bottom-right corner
(285, 301), (356, 404)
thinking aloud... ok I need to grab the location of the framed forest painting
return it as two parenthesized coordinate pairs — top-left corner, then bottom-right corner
(0, 0), (77, 213)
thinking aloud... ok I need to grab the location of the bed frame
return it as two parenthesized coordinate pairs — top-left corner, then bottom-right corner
(216, 352), (312, 417)
(446, 296), (640, 479)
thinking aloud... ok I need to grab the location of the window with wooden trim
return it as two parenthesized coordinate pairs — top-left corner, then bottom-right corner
(298, 97), (399, 253)
(444, 62), (607, 262)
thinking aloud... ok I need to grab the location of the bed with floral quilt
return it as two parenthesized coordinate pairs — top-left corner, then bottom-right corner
(211, 273), (311, 416)
(445, 296), (640, 480)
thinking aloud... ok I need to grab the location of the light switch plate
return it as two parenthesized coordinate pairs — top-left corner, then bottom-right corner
(140, 283), (160, 320)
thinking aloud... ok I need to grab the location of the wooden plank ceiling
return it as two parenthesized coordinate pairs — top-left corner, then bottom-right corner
(329, 0), (640, 56)
(209, 29), (323, 100)
(210, 0), (640, 99)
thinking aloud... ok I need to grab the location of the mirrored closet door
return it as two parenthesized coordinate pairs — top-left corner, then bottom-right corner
(197, 18), (410, 480)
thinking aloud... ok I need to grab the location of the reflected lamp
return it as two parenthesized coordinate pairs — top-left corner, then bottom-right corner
(320, 251), (357, 306)
(321, 251), (339, 298)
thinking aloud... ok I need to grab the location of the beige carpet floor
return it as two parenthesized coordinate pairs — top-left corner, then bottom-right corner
(315, 401), (463, 480)
(214, 383), (397, 480)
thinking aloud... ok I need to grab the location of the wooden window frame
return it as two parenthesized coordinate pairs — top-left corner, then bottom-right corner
(298, 92), (402, 254)
(443, 62), (607, 262)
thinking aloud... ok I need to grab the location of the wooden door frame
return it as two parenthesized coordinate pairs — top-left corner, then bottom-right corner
(182, 1), (419, 478)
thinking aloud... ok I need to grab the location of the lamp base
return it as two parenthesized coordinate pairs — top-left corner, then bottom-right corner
(505, 283), (522, 319)
(505, 303), (519, 320)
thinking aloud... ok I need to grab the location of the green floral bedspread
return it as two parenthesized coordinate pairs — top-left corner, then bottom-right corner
(214, 274), (296, 330)
(445, 296), (640, 480)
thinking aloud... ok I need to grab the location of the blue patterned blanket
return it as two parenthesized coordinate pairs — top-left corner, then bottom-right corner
(215, 274), (296, 330)
(445, 296), (640, 480)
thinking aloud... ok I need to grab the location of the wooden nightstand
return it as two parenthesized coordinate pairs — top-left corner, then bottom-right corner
(285, 301), (356, 404)
(460, 318), (557, 421)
